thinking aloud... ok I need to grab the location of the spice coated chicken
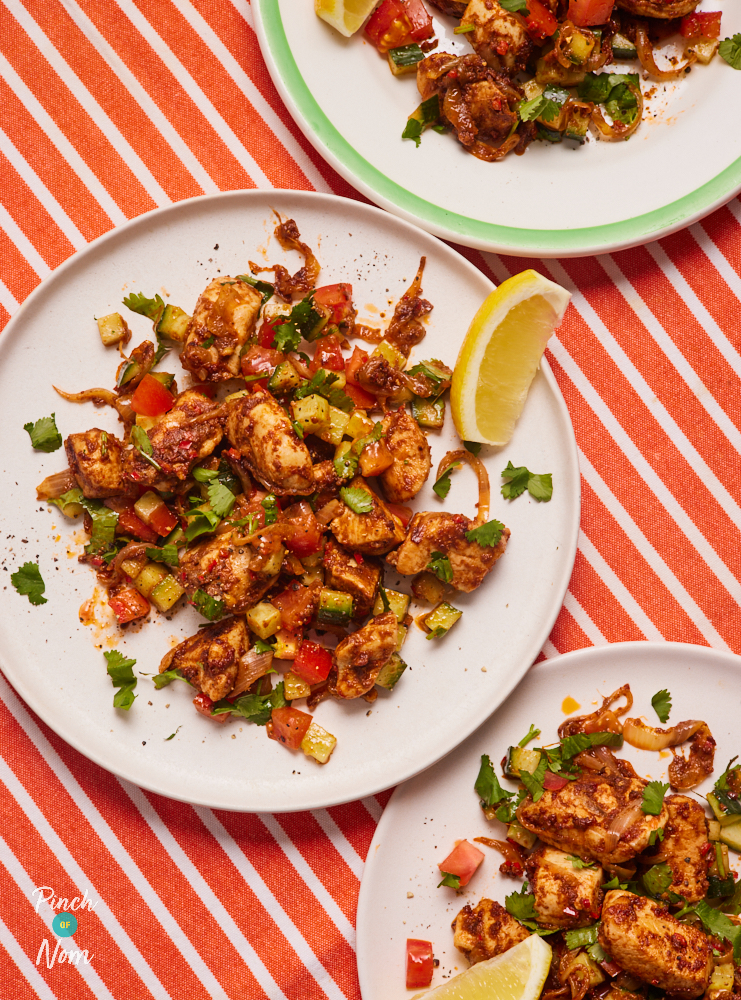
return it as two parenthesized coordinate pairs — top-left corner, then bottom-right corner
(38, 217), (511, 765)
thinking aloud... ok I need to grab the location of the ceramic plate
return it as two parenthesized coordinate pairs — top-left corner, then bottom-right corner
(0, 189), (578, 812)
(357, 642), (741, 998)
(253, 2), (741, 257)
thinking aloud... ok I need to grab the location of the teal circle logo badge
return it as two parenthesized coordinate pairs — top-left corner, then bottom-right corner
(52, 912), (77, 937)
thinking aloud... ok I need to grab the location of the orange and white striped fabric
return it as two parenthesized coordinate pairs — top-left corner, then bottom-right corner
(2, 1), (741, 996)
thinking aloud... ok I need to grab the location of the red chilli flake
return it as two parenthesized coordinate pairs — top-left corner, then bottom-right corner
(353, 551), (364, 564)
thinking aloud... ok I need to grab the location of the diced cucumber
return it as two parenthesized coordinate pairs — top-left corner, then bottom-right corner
(291, 394), (330, 434)
(157, 304), (191, 341)
(316, 405), (350, 447)
(301, 566), (325, 588)
(709, 819), (721, 842)
(565, 110), (590, 145)
(707, 874), (736, 898)
(301, 720), (337, 763)
(135, 490), (164, 525)
(117, 359), (142, 388)
(709, 965), (735, 993)
(720, 820), (741, 853)
(375, 653), (407, 690)
(422, 601), (462, 639)
(395, 624), (407, 652)
(346, 411), (374, 439)
(316, 588), (354, 627)
(284, 672), (311, 699)
(503, 746), (543, 779)
(387, 43), (424, 76)
(272, 628), (299, 660)
(150, 574), (185, 612)
(133, 562), (169, 599)
(535, 56), (586, 87)
(507, 820), (538, 850)
(373, 587), (410, 622)
(565, 28), (595, 65)
(611, 32), (637, 59)
(260, 546), (285, 579)
(372, 339), (406, 370)
(268, 360), (302, 395)
(686, 36), (719, 65)
(247, 602), (282, 640)
(301, 302), (330, 342)
(97, 312), (131, 347)
(411, 395), (445, 428)
(411, 571), (447, 605)
(150, 371), (175, 389)
(121, 555), (148, 580)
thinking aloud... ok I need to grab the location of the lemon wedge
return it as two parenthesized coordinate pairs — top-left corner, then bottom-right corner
(450, 270), (571, 446)
(314, 0), (378, 36)
(411, 935), (552, 1000)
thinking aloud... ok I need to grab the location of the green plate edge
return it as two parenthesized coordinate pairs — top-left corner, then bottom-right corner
(255, 0), (741, 256)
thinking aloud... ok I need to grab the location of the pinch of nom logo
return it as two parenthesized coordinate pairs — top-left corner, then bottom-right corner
(33, 886), (97, 969)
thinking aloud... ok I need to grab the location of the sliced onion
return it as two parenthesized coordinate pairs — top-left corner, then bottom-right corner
(283, 501), (313, 522)
(106, 541), (151, 586)
(636, 24), (696, 81)
(473, 837), (525, 871)
(231, 648), (274, 698)
(437, 449), (490, 526)
(623, 717), (704, 751)
(316, 499), (342, 525)
(574, 745), (619, 773)
(289, 356), (312, 379)
(36, 469), (77, 500)
(559, 684), (633, 738)
(603, 802), (645, 853)
(591, 83), (643, 142)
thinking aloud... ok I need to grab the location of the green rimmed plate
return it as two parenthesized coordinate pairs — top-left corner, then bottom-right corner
(253, 1), (741, 256)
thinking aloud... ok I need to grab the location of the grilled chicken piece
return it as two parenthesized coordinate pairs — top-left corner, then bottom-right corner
(180, 276), (262, 381)
(124, 389), (223, 490)
(379, 408), (431, 503)
(158, 617), (246, 702)
(525, 846), (604, 929)
(462, 0), (533, 75)
(329, 478), (406, 556)
(65, 429), (132, 498)
(324, 538), (381, 620)
(599, 890), (712, 996)
(453, 899), (529, 966)
(517, 768), (668, 866)
(177, 528), (278, 614)
(224, 388), (314, 496)
(616, 0), (699, 16)
(312, 459), (343, 508)
(331, 611), (398, 699)
(653, 795), (709, 903)
(387, 512), (509, 592)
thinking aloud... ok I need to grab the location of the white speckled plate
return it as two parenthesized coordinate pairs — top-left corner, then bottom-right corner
(357, 642), (741, 998)
(0, 190), (578, 812)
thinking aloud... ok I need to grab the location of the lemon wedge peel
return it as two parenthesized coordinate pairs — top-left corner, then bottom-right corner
(314, 0), (378, 36)
(410, 934), (553, 1000)
(450, 270), (571, 446)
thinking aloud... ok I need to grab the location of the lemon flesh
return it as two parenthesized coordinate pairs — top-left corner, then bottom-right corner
(411, 934), (553, 1000)
(314, 0), (378, 36)
(451, 270), (571, 446)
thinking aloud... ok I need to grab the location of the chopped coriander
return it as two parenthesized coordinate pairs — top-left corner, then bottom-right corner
(123, 291), (165, 323)
(24, 414), (62, 452)
(642, 780), (669, 815)
(164, 727), (182, 741)
(518, 725), (541, 748)
(501, 462), (553, 501)
(427, 551), (453, 584)
(465, 519), (505, 548)
(564, 923), (599, 950)
(153, 668), (188, 689)
(602, 875), (627, 891)
(560, 731), (623, 760)
(334, 450), (358, 481)
(294, 369), (354, 412)
(11, 561), (47, 606)
(193, 466), (219, 483)
(211, 681), (287, 726)
(641, 862), (673, 898)
(694, 901), (741, 963)
(568, 856), (595, 870)
(130, 425), (161, 470)
(648, 827), (665, 846)
(236, 273), (275, 307)
(438, 872), (461, 889)
(475, 754), (514, 808)
(453, 22), (475, 33)
(253, 638), (274, 654)
(432, 461), (460, 500)
(208, 480), (236, 518)
(719, 34), (741, 70)
(272, 319), (302, 354)
(76, 496), (119, 555)
(463, 440), (482, 456)
(402, 95), (441, 147)
(519, 754), (547, 802)
(713, 757), (741, 816)
(192, 589), (226, 621)
(500, 0), (529, 11)
(145, 544), (180, 567)
(340, 486), (374, 514)
(504, 884), (557, 936)
(519, 92), (561, 124)
(262, 493), (279, 525)
(104, 650), (137, 710)
(184, 508), (221, 542)
(651, 688), (672, 724)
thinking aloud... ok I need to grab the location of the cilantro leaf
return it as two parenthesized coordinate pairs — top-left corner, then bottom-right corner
(475, 754), (514, 808)
(519, 754), (547, 803)
(501, 462), (553, 502)
(294, 369), (354, 413)
(192, 467), (219, 483)
(272, 320), (302, 354)
(642, 862), (673, 898)
(642, 780), (669, 815)
(184, 508), (221, 542)
(352, 421), (385, 457)
(130, 425), (161, 470)
(48, 486), (84, 516)
(602, 875), (628, 891)
(427, 551), (453, 584)
(465, 519), (505, 548)
(463, 440), (481, 456)
(500, 0), (529, 11)
(192, 589), (225, 621)
(568, 856), (595, 870)
(433, 461), (460, 500)
(24, 414), (62, 452)
(104, 650), (137, 710)
(694, 900), (741, 962)
(145, 544), (179, 567)
(340, 486), (374, 514)
(123, 291), (165, 323)
(519, 725), (541, 748)
(165, 727), (181, 741)
(504, 884), (558, 935)
(560, 731), (623, 760)
(262, 493), (279, 525)
(212, 681), (288, 726)
(437, 872), (461, 889)
(648, 827), (665, 846)
(713, 757), (741, 816)
(11, 561), (47, 605)
(207, 480), (236, 518)
(73, 495), (119, 555)
(651, 688), (672, 725)
(236, 273), (275, 307)
(519, 93), (561, 124)
(334, 450), (358, 481)
(564, 923), (598, 950)
(153, 668), (188, 689)
(719, 34), (741, 70)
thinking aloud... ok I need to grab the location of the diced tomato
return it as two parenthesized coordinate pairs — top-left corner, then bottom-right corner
(345, 346), (377, 408)
(130, 373), (175, 417)
(241, 344), (284, 377)
(406, 939), (434, 991)
(345, 382), (377, 409)
(116, 507), (160, 543)
(108, 587), (150, 624)
(309, 333), (346, 374)
(438, 840), (485, 887)
(148, 503), (179, 537)
(271, 581), (318, 632)
(190, 383), (217, 399)
(346, 345), (369, 384)
(193, 692), (230, 722)
(293, 641), (334, 685)
(543, 771), (569, 791)
(257, 315), (288, 350)
(267, 706), (313, 749)
(365, 0), (433, 52)
(526, 0), (561, 36)
(566, 0), (613, 27)
(284, 520), (324, 559)
(680, 11), (721, 38)
(313, 283), (355, 328)
(385, 501), (413, 528)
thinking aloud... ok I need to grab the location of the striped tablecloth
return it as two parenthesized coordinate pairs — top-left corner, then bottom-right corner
(2, 2), (741, 997)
